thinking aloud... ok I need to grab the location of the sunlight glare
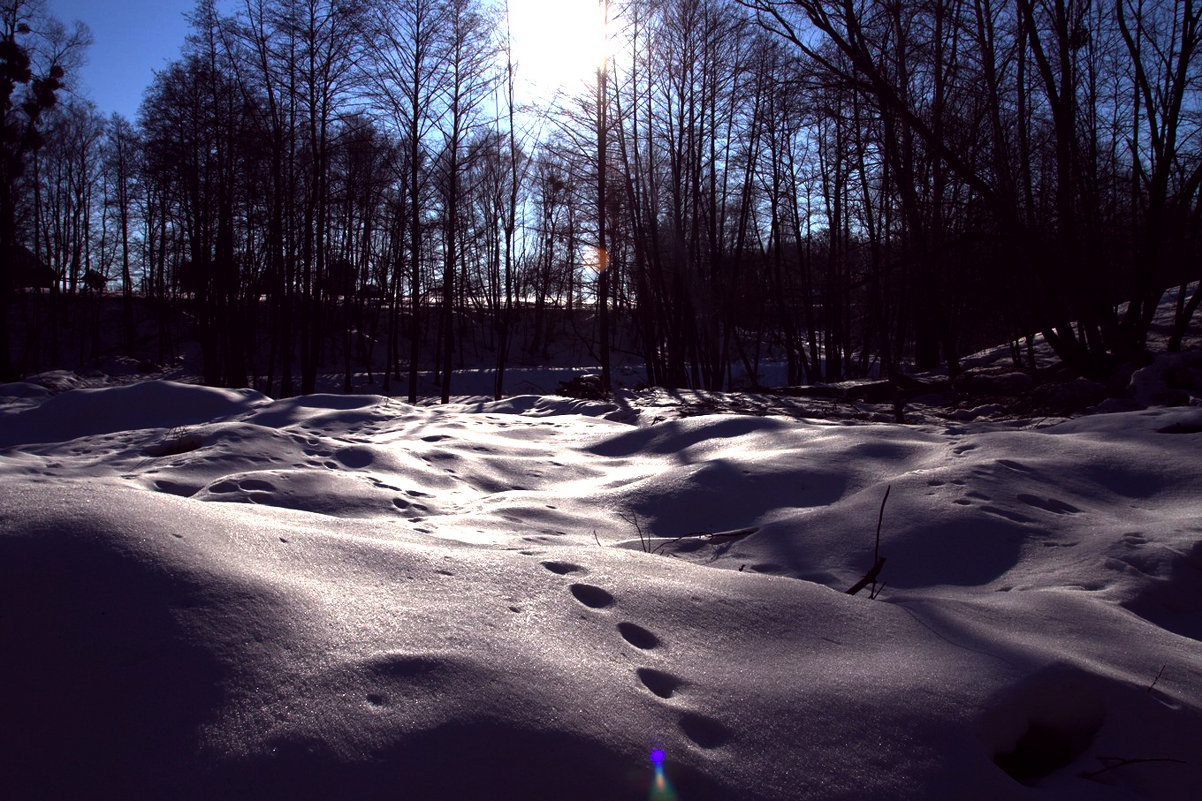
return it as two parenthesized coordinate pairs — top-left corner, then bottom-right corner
(583, 246), (609, 275)
(508, 0), (615, 100)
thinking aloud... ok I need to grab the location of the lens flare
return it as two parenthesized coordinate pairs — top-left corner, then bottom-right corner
(583, 245), (609, 275)
(648, 749), (677, 800)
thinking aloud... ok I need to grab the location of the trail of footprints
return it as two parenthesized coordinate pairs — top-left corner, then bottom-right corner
(928, 468), (1083, 526)
(538, 559), (734, 751)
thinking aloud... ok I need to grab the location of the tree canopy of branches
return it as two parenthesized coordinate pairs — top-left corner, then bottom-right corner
(2, 0), (1198, 395)
(739, 0), (1202, 377)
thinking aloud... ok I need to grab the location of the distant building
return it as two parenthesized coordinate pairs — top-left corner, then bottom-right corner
(4, 245), (56, 290)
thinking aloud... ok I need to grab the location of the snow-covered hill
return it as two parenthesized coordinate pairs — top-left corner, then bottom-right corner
(1, 380), (1200, 799)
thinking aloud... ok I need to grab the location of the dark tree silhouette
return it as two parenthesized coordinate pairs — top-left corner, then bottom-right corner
(1, 0), (1198, 396)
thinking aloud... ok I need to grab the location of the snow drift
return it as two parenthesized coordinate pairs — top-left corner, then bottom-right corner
(1, 380), (1200, 800)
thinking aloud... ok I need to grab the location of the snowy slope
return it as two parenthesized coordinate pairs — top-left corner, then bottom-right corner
(1, 380), (1200, 800)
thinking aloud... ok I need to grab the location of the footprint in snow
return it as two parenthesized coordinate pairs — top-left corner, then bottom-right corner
(678, 711), (733, 749)
(540, 560), (585, 576)
(364, 651), (443, 678)
(153, 478), (198, 497)
(953, 490), (989, 506)
(1017, 494), (1081, 514)
(617, 621), (660, 650)
(980, 505), (1034, 524)
(239, 478), (274, 491)
(569, 583), (615, 609)
(333, 446), (374, 469)
(636, 667), (684, 699)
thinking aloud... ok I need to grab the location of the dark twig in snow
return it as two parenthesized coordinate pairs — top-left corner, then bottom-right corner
(1081, 756), (1187, 779)
(650, 527), (758, 555)
(847, 485), (890, 596)
(618, 511), (651, 553)
(874, 486), (890, 566)
(846, 557), (886, 596)
(1147, 664), (1167, 693)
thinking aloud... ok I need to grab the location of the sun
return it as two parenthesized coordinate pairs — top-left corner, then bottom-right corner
(506, 0), (615, 102)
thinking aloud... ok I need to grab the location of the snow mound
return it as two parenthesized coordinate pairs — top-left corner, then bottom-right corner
(1, 383), (1200, 799)
(0, 380), (267, 446)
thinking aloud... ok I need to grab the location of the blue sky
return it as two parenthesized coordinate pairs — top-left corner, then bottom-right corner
(44, 0), (604, 122)
(46, 0), (197, 121)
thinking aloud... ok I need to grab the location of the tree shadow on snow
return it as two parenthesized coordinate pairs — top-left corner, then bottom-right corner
(213, 718), (749, 801)
(0, 525), (230, 800)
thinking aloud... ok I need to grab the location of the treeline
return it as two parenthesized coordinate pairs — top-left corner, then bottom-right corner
(1, 0), (1199, 397)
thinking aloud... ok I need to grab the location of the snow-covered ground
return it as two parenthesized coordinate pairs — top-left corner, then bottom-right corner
(1, 372), (1201, 799)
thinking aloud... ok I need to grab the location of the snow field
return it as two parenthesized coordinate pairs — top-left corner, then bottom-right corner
(1, 379), (1200, 799)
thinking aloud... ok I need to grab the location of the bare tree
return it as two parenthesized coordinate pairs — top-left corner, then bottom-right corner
(369, 0), (448, 401)
(435, 0), (495, 402)
(103, 113), (138, 349)
(0, 0), (87, 380)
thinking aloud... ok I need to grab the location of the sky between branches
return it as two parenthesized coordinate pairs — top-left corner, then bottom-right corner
(46, 0), (608, 122)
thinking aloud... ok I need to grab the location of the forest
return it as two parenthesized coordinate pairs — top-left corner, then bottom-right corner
(1, 0), (1199, 400)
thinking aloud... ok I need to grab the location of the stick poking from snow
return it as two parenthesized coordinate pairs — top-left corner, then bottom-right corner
(847, 485), (891, 596)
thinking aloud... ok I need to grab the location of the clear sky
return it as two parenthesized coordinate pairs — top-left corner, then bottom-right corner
(44, 0), (606, 123)
(46, 0), (199, 121)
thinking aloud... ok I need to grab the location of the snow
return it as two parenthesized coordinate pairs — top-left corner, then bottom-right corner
(1, 375), (1201, 800)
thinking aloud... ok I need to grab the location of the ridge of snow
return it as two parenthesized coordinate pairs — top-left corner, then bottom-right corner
(1, 379), (1200, 799)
